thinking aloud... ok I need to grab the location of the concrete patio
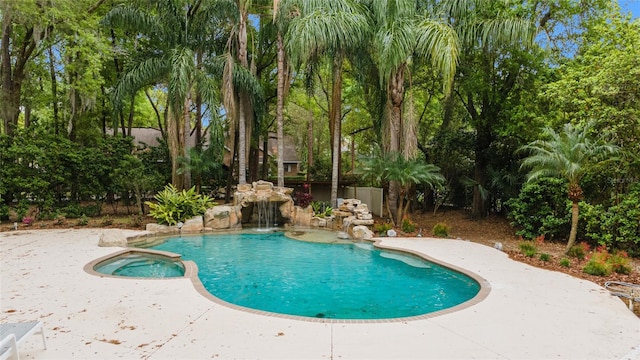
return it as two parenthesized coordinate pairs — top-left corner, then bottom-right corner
(1, 228), (639, 359)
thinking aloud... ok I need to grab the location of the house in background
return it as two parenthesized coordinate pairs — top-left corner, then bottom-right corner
(116, 128), (301, 178)
(261, 132), (301, 177)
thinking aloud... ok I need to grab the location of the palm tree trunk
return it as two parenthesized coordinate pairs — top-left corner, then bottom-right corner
(565, 201), (580, 253)
(237, 3), (249, 185)
(168, 110), (182, 189)
(388, 65), (405, 224)
(276, 32), (286, 188)
(330, 53), (344, 208)
(183, 96), (191, 189)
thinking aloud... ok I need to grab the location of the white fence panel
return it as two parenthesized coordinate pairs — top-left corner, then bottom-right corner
(344, 186), (383, 217)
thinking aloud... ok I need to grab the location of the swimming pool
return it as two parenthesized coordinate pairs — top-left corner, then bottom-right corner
(93, 251), (185, 278)
(144, 230), (482, 320)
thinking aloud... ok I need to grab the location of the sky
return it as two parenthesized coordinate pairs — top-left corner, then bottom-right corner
(620, 0), (640, 18)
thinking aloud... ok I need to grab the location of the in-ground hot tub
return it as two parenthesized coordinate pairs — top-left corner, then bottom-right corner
(86, 249), (188, 278)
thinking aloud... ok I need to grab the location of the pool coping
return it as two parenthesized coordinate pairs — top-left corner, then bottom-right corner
(83, 248), (199, 280)
(90, 232), (491, 324)
(3, 228), (639, 360)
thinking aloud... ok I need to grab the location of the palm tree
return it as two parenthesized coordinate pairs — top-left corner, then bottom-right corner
(358, 151), (444, 225)
(364, 0), (535, 222)
(103, 0), (219, 190)
(285, 0), (368, 208)
(520, 122), (618, 253)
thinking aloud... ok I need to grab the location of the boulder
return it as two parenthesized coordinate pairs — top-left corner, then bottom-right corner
(145, 223), (178, 234)
(98, 230), (128, 247)
(351, 225), (374, 240)
(253, 180), (274, 191)
(181, 216), (203, 232)
(293, 206), (313, 227)
(237, 183), (252, 192)
(205, 205), (242, 230)
(357, 213), (373, 220)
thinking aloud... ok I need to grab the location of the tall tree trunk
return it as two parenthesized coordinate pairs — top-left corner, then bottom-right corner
(127, 95), (135, 137)
(566, 201), (580, 253)
(471, 119), (492, 218)
(47, 45), (60, 135)
(168, 109), (183, 190)
(1, 18), (37, 137)
(237, 6), (249, 185)
(276, 32), (286, 187)
(387, 65), (405, 224)
(195, 50), (203, 149)
(261, 137), (269, 179)
(307, 104), (313, 182)
(330, 53), (344, 208)
(182, 96), (191, 189)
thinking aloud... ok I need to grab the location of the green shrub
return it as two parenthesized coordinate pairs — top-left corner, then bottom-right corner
(76, 215), (89, 226)
(129, 215), (144, 228)
(373, 222), (393, 235)
(582, 183), (640, 256)
(100, 216), (113, 226)
(519, 242), (537, 257)
(609, 251), (633, 275)
(559, 258), (571, 267)
(146, 185), (215, 226)
(0, 203), (9, 221)
(505, 177), (571, 240)
(539, 253), (551, 262)
(401, 218), (416, 233)
(566, 243), (589, 260)
(432, 223), (449, 238)
(311, 201), (333, 218)
(583, 252), (611, 276)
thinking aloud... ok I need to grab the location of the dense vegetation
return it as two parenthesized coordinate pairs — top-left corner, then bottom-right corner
(1, 0), (638, 254)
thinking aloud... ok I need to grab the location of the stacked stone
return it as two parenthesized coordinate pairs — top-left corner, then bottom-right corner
(339, 199), (374, 226)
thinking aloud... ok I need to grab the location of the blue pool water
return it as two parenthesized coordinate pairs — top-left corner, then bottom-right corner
(95, 253), (185, 278)
(147, 231), (480, 319)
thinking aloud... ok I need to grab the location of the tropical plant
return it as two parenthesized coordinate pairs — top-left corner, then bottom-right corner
(519, 122), (618, 253)
(103, 0), (220, 190)
(519, 242), (537, 257)
(285, 0), (369, 208)
(358, 151), (444, 225)
(432, 223), (449, 238)
(505, 177), (571, 241)
(146, 184), (215, 226)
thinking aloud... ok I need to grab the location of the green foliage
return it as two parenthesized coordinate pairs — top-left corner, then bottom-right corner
(582, 249), (633, 276)
(506, 177), (571, 240)
(373, 222), (393, 236)
(129, 214), (145, 228)
(76, 215), (89, 226)
(559, 258), (571, 268)
(583, 254), (611, 276)
(519, 242), (537, 257)
(539, 253), (551, 262)
(100, 216), (113, 227)
(0, 204), (9, 221)
(581, 183), (640, 255)
(567, 243), (590, 260)
(608, 252), (633, 275)
(311, 201), (332, 218)
(432, 223), (449, 238)
(401, 218), (416, 233)
(146, 184), (215, 226)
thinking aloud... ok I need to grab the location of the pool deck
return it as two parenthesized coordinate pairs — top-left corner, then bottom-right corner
(1, 228), (639, 360)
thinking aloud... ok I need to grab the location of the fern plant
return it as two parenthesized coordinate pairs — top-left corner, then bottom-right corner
(146, 184), (215, 225)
